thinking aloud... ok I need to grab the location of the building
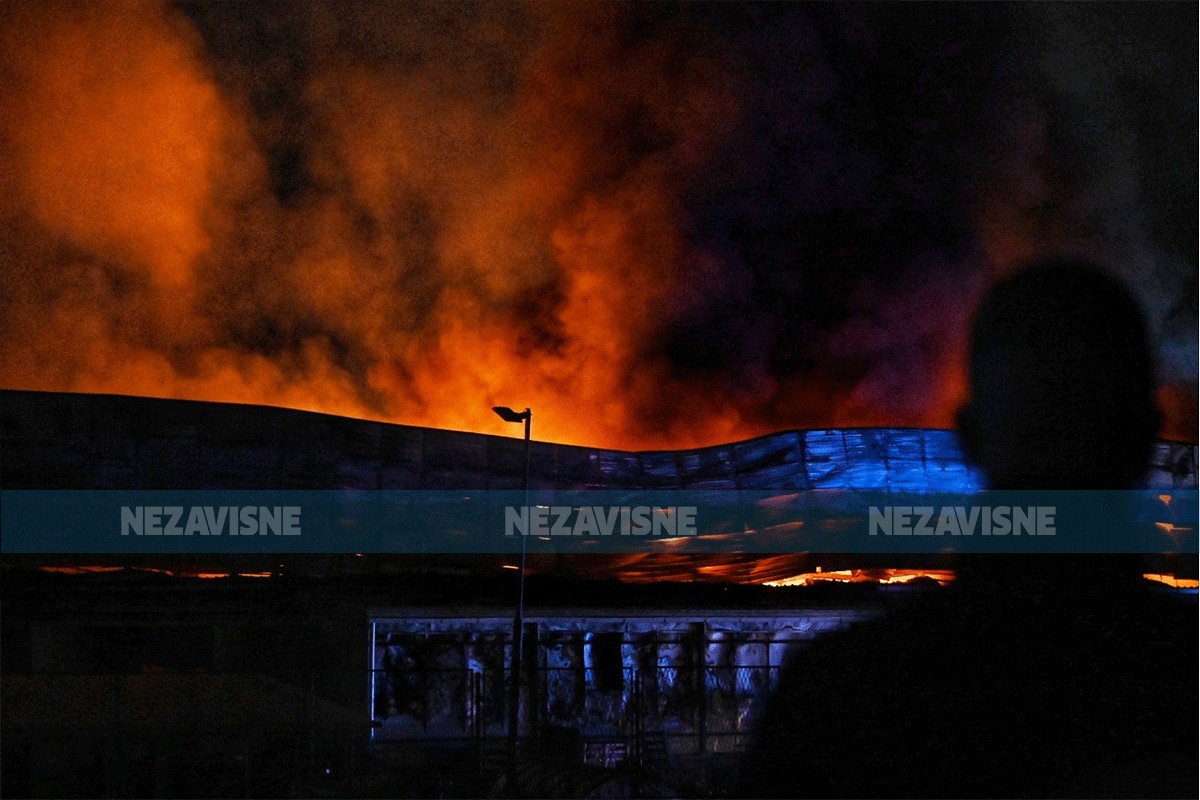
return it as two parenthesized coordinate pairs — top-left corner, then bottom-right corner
(2, 390), (1194, 797)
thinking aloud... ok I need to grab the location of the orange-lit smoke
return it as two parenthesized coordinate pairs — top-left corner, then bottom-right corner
(0, 1), (755, 447)
(0, 1), (1193, 448)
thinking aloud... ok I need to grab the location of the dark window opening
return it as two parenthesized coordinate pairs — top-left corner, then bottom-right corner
(593, 633), (624, 691)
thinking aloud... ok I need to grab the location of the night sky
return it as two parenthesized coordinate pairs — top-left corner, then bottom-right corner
(0, 1), (1195, 448)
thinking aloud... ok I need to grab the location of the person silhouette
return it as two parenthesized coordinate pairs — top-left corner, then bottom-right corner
(739, 260), (1198, 798)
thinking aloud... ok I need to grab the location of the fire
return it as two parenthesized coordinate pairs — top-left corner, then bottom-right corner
(763, 569), (957, 588)
(35, 565), (271, 579)
(0, 1), (1193, 449)
(1142, 573), (1200, 590)
(28, 563), (1200, 590)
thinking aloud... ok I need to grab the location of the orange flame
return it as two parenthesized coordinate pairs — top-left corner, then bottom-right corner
(0, 1), (1192, 449)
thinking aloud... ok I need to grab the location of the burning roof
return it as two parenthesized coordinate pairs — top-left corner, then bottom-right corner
(2, 390), (1195, 492)
(2, 390), (1194, 586)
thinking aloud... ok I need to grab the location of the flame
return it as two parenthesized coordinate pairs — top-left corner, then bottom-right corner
(35, 565), (271, 579)
(763, 569), (957, 588)
(1142, 573), (1200, 590)
(36, 566), (125, 575)
(27, 562), (1199, 590)
(0, 2), (1193, 449)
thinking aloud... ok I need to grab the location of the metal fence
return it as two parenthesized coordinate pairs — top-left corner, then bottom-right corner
(369, 662), (784, 764)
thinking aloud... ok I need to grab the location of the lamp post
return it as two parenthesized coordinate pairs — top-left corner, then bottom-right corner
(492, 405), (531, 792)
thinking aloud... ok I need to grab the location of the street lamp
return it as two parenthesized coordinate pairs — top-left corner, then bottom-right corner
(492, 406), (531, 790)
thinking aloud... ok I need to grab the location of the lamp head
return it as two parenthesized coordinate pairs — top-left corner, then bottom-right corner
(492, 406), (531, 424)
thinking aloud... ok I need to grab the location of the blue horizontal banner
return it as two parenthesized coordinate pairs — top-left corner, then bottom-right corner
(0, 489), (1195, 554)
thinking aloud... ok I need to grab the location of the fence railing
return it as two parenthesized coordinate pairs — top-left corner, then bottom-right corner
(369, 663), (783, 763)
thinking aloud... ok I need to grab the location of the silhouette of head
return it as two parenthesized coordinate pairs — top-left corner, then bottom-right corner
(958, 259), (1159, 489)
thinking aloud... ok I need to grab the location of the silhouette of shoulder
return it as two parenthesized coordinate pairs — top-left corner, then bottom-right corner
(742, 571), (1197, 798)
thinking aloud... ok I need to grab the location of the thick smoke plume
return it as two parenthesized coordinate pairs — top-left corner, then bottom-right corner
(1, 1), (1194, 447)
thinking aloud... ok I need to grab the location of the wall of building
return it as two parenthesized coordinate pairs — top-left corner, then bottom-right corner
(370, 608), (877, 757)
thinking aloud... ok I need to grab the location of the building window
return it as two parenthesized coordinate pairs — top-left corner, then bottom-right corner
(592, 633), (624, 691)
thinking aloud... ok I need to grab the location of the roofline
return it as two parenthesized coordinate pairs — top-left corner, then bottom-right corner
(6, 388), (1195, 452)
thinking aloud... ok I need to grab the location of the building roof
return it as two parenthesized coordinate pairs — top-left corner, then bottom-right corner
(2, 390), (1193, 491)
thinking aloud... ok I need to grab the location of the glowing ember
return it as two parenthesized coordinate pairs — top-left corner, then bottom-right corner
(763, 569), (957, 588)
(1142, 573), (1200, 590)
(36, 565), (125, 575)
(34, 565), (272, 579)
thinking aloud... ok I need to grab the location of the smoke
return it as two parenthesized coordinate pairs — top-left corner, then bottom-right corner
(971, 2), (1198, 437)
(1, 1), (1194, 447)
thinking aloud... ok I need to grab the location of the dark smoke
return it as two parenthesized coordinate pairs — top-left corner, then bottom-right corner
(0, 1), (1194, 447)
